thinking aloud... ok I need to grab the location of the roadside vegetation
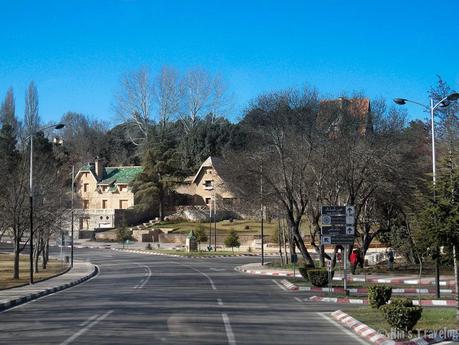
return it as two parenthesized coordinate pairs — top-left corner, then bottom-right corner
(0, 253), (68, 289)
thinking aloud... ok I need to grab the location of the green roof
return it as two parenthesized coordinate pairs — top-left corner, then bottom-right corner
(99, 166), (143, 185)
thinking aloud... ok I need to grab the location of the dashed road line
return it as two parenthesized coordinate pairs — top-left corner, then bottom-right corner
(217, 298), (223, 306)
(79, 314), (99, 327)
(222, 313), (236, 345)
(59, 310), (114, 345)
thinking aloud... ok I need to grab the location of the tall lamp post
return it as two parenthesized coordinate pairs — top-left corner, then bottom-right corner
(29, 123), (65, 284)
(394, 93), (459, 298)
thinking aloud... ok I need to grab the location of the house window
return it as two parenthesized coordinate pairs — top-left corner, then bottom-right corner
(119, 200), (128, 209)
(205, 198), (211, 204)
(83, 183), (89, 192)
(208, 169), (212, 174)
(102, 200), (108, 209)
(119, 185), (125, 192)
(83, 200), (89, 209)
(204, 180), (213, 187)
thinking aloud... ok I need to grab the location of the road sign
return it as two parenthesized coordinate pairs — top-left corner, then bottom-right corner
(346, 205), (355, 217)
(321, 205), (355, 245)
(345, 226), (355, 235)
(321, 235), (354, 245)
(321, 226), (346, 235)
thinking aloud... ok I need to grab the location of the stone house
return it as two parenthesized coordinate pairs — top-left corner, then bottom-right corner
(73, 158), (143, 237)
(175, 156), (237, 209)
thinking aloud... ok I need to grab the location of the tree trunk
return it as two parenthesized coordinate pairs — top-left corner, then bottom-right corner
(13, 239), (20, 279)
(291, 223), (315, 267)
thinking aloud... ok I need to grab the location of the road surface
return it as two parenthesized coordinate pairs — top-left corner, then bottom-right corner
(0, 248), (366, 344)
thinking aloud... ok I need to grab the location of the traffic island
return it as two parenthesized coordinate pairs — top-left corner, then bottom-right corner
(331, 309), (458, 345)
(0, 261), (97, 312)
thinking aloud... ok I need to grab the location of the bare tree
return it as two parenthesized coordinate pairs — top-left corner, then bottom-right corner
(24, 81), (40, 138)
(115, 67), (153, 145)
(0, 87), (18, 132)
(154, 66), (180, 132)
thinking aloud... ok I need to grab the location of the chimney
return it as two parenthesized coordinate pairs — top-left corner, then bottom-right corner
(95, 157), (104, 180)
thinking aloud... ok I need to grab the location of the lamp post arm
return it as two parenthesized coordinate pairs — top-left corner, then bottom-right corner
(432, 96), (450, 111)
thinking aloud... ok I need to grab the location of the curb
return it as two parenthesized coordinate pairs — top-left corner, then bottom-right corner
(331, 310), (456, 345)
(234, 266), (302, 277)
(115, 248), (268, 258)
(310, 296), (456, 307)
(280, 280), (454, 295)
(0, 264), (98, 312)
(333, 276), (455, 288)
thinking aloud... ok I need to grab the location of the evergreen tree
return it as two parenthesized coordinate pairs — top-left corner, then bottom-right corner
(224, 229), (240, 253)
(131, 128), (183, 220)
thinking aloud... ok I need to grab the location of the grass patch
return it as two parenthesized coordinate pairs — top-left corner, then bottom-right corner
(157, 219), (278, 236)
(0, 253), (68, 290)
(345, 307), (458, 336)
(139, 248), (249, 256)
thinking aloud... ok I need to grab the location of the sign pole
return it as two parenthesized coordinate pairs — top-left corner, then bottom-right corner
(343, 245), (348, 294)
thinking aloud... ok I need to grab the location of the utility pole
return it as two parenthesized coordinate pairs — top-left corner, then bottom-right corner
(208, 200), (212, 251)
(260, 164), (264, 265)
(71, 165), (74, 267)
(29, 134), (34, 284)
(214, 196), (217, 252)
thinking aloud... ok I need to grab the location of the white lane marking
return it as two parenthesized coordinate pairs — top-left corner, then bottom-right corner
(272, 279), (287, 291)
(210, 268), (226, 271)
(0, 265), (101, 314)
(217, 298), (223, 306)
(133, 265), (152, 289)
(59, 310), (114, 345)
(317, 312), (369, 345)
(188, 266), (217, 290)
(79, 314), (99, 327)
(222, 313), (236, 345)
(294, 297), (302, 303)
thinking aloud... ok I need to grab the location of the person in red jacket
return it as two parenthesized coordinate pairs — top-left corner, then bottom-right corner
(350, 249), (359, 274)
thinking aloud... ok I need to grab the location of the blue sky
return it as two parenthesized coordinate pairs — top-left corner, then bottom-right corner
(0, 0), (458, 125)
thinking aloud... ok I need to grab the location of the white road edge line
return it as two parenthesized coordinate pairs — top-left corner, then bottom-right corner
(59, 310), (114, 345)
(222, 313), (236, 345)
(317, 312), (369, 345)
(272, 279), (287, 291)
(79, 314), (99, 327)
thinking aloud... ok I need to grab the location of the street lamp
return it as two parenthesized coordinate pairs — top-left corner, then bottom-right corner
(29, 123), (65, 284)
(393, 93), (459, 298)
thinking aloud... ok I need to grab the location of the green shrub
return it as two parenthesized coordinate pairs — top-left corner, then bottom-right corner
(381, 298), (422, 331)
(307, 269), (329, 287)
(146, 243), (153, 250)
(368, 285), (392, 308)
(298, 265), (309, 281)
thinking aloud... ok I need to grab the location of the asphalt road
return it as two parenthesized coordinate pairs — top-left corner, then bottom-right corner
(0, 248), (367, 345)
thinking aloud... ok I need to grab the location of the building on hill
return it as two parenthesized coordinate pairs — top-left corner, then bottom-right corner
(318, 97), (372, 136)
(174, 156), (239, 217)
(73, 158), (143, 238)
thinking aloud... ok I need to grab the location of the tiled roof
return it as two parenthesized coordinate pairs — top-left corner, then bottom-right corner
(99, 166), (143, 185)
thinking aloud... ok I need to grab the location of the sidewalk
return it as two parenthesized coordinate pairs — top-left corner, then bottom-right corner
(0, 261), (97, 311)
(235, 263), (456, 287)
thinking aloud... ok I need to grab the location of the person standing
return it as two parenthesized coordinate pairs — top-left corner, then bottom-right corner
(386, 248), (394, 270)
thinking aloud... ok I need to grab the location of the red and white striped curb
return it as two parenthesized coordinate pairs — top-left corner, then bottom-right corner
(333, 276), (455, 288)
(310, 296), (456, 307)
(234, 266), (303, 277)
(280, 280), (454, 295)
(331, 310), (456, 345)
(280, 279), (299, 290)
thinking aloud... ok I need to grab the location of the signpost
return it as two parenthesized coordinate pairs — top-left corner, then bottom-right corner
(321, 205), (355, 294)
